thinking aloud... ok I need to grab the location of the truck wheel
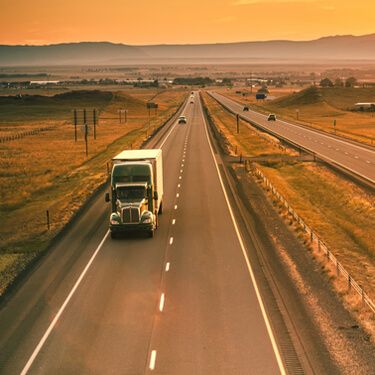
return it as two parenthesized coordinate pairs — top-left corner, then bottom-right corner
(110, 232), (117, 239)
(148, 229), (154, 238)
(159, 201), (163, 214)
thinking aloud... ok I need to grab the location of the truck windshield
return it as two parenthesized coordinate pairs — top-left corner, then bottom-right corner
(116, 186), (146, 200)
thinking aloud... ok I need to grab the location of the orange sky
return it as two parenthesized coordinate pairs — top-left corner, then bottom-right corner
(1, 0), (375, 45)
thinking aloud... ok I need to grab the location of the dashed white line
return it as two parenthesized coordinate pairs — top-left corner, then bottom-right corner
(176, 193), (179, 198)
(169, 237), (174, 245)
(177, 184), (181, 188)
(179, 176), (182, 180)
(165, 262), (170, 271)
(172, 219), (176, 225)
(159, 293), (165, 312)
(366, 160), (371, 164)
(149, 350), (157, 370)
(174, 205), (178, 210)
(180, 169), (183, 173)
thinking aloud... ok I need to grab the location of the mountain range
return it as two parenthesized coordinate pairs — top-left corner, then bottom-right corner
(1, 34), (375, 65)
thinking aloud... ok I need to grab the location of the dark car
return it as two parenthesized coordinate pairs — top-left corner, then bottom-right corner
(267, 114), (277, 121)
(243, 105), (249, 111)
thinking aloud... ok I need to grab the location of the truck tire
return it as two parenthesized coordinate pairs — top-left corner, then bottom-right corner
(110, 231), (117, 239)
(148, 229), (154, 238)
(159, 201), (163, 214)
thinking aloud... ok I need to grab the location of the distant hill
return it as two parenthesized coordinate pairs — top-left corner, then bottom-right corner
(269, 86), (375, 111)
(1, 34), (375, 66)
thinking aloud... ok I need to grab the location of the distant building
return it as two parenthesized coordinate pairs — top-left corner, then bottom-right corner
(30, 80), (59, 85)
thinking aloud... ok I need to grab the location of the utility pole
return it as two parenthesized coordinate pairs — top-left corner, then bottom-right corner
(73, 109), (78, 142)
(83, 109), (88, 156)
(236, 114), (240, 134)
(333, 119), (337, 135)
(93, 108), (97, 140)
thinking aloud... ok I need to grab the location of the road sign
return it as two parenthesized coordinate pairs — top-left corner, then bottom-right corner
(147, 102), (158, 109)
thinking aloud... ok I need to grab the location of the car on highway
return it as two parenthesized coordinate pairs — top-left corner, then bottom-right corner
(267, 114), (277, 121)
(190, 100), (194, 104)
(178, 115), (187, 124)
(243, 105), (249, 111)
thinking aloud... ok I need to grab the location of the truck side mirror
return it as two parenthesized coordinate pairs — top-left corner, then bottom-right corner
(153, 191), (158, 200)
(105, 192), (110, 202)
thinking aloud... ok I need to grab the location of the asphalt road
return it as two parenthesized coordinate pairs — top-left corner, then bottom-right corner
(209, 91), (375, 184)
(0, 93), (284, 374)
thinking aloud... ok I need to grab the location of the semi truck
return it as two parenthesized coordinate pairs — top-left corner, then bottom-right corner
(105, 149), (163, 238)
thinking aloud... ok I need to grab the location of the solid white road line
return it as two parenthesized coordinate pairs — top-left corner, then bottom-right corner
(159, 293), (165, 312)
(200, 96), (286, 375)
(149, 350), (157, 370)
(20, 230), (110, 375)
(20, 96), (192, 375)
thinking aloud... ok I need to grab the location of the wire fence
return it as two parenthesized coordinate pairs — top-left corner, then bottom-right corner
(0, 125), (57, 143)
(245, 160), (375, 314)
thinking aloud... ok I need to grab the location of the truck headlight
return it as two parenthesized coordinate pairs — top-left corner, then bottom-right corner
(110, 213), (120, 225)
(142, 217), (152, 224)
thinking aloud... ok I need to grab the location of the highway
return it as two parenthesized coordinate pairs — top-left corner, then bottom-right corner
(209, 91), (375, 185)
(0, 93), (285, 374)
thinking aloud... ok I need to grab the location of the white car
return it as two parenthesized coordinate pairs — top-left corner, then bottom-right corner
(178, 116), (187, 124)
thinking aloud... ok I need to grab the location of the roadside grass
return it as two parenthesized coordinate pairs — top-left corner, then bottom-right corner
(217, 86), (375, 145)
(202, 92), (293, 158)
(203, 91), (375, 303)
(0, 88), (186, 295)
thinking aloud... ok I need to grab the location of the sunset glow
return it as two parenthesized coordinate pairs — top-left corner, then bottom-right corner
(1, 0), (375, 45)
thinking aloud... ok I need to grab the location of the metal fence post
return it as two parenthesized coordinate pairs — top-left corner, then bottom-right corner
(46, 210), (50, 231)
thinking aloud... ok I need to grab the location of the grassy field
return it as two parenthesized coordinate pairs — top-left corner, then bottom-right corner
(0, 88), (187, 295)
(218, 86), (375, 145)
(202, 91), (375, 304)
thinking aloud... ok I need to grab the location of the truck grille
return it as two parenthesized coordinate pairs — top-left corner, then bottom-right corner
(122, 207), (140, 224)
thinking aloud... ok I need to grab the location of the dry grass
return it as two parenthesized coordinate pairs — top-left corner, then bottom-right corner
(217, 86), (375, 145)
(203, 89), (375, 327)
(0, 88), (187, 295)
(259, 162), (375, 301)
(202, 92), (294, 158)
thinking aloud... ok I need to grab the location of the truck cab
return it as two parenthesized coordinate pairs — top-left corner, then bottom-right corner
(105, 149), (163, 238)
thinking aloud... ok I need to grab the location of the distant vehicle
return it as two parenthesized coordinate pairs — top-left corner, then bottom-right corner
(178, 115), (187, 124)
(256, 93), (267, 100)
(243, 105), (249, 111)
(105, 149), (163, 238)
(190, 100), (194, 104)
(267, 114), (277, 121)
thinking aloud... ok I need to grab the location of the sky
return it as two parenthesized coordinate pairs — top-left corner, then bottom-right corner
(1, 0), (375, 45)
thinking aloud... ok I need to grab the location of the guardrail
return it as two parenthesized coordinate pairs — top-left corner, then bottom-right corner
(246, 161), (375, 314)
(208, 92), (375, 191)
